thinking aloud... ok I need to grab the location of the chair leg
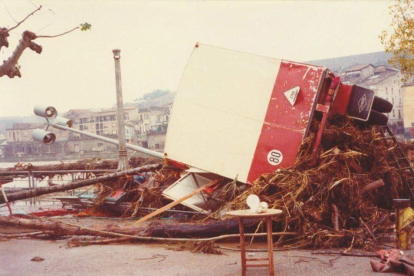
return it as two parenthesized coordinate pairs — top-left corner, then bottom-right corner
(239, 217), (246, 276)
(266, 217), (274, 276)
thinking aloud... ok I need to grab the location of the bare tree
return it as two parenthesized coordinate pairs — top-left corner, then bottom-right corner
(0, 5), (91, 78)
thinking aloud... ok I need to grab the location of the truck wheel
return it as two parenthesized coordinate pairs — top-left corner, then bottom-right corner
(367, 110), (389, 125)
(372, 96), (393, 113)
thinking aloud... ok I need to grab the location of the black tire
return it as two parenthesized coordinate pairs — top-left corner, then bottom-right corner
(367, 110), (389, 125)
(372, 96), (393, 113)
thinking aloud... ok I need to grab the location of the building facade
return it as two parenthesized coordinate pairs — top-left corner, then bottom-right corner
(341, 64), (404, 133)
(402, 83), (414, 140)
(2, 102), (172, 158)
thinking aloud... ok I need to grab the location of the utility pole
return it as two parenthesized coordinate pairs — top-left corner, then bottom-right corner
(113, 49), (129, 171)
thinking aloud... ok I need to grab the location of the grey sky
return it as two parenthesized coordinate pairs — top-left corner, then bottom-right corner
(0, 0), (391, 117)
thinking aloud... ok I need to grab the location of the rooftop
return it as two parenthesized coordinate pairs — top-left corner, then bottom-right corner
(345, 63), (373, 73)
(63, 109), (96, 118)
(360, 69), (398, 86)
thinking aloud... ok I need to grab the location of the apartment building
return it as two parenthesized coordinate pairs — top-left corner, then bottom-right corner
(63, 106), (139, 137)
(341, 64), (404, 133)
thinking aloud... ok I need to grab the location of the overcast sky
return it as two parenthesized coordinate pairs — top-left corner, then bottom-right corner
(0, 0), (392, 117)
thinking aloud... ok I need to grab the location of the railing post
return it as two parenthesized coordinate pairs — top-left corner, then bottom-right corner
(32, 172), (37, 205)
(71, 173), (75, 196)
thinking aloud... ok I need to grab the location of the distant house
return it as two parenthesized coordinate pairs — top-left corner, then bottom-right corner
(402, 83), (414, 139)
(3, 123), (69, 157)
(0, 138), (7, 157)
(6, 123), (45, 143)
(135, 106), (170, 150)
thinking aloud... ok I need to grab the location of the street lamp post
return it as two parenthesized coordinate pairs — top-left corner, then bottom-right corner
(113, 49), (129, 171)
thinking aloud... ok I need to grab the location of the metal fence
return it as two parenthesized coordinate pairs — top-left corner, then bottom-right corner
(0, 169), (116, 206)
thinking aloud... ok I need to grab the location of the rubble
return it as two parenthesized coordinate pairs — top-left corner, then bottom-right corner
(2, 45), (414, 257)
(2, 114), (413, 253)
(212, 115), (409, 249)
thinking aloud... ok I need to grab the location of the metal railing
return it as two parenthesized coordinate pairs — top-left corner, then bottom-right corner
(0, 169), (116, 206)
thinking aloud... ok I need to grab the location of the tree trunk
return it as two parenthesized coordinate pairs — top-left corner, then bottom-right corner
(0, 216), (262, 239)
(0, 163), (162, 204)
(145, 218), (260, 238)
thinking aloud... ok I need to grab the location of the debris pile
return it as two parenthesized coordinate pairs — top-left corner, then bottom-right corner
(215, 115), (405, 249)
(91, 168), (183, 217)
(80, 114), (410, 250)
(1, 115), (413, 253)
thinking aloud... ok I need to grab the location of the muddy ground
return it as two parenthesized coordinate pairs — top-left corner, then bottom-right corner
(0, 238), (390, 276)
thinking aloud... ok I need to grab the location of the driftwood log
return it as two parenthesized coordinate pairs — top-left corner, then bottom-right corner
(0, 163), (163, 204)
(0, 156), (158, 172)
(361, 179), (385, 195)
(145, 218), (260, 237)
(0, 216), (147, 237)
(0, 216), (265, 239)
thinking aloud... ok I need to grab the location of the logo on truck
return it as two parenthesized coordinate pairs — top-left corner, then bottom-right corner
(358, 94), (367, 113)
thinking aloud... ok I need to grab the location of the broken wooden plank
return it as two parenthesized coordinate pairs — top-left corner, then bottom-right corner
(134, 179), (220, 225)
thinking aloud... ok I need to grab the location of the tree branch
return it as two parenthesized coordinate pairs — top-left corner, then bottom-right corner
(37, 27), (79, 38)
(0, 31), (41, 78)
(7, 5), (42, 32)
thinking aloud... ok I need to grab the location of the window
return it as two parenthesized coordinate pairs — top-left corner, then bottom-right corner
(98, 143), (103, 147)
(398, 110), (402, 119)
(386, 87), (388, 94)
(110, 115), (116, 121)
(391, 88), (394, 94)
(140, 115), (143, 120)
(392, 98), (394, 104)
(79, 125), (84, 131)
(155, 144), (160, 149)
(84, 125), (89, 130)
(144, 114), (149, 120)
(393, 109), (395, 117)
(112, 130), (117, 134)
